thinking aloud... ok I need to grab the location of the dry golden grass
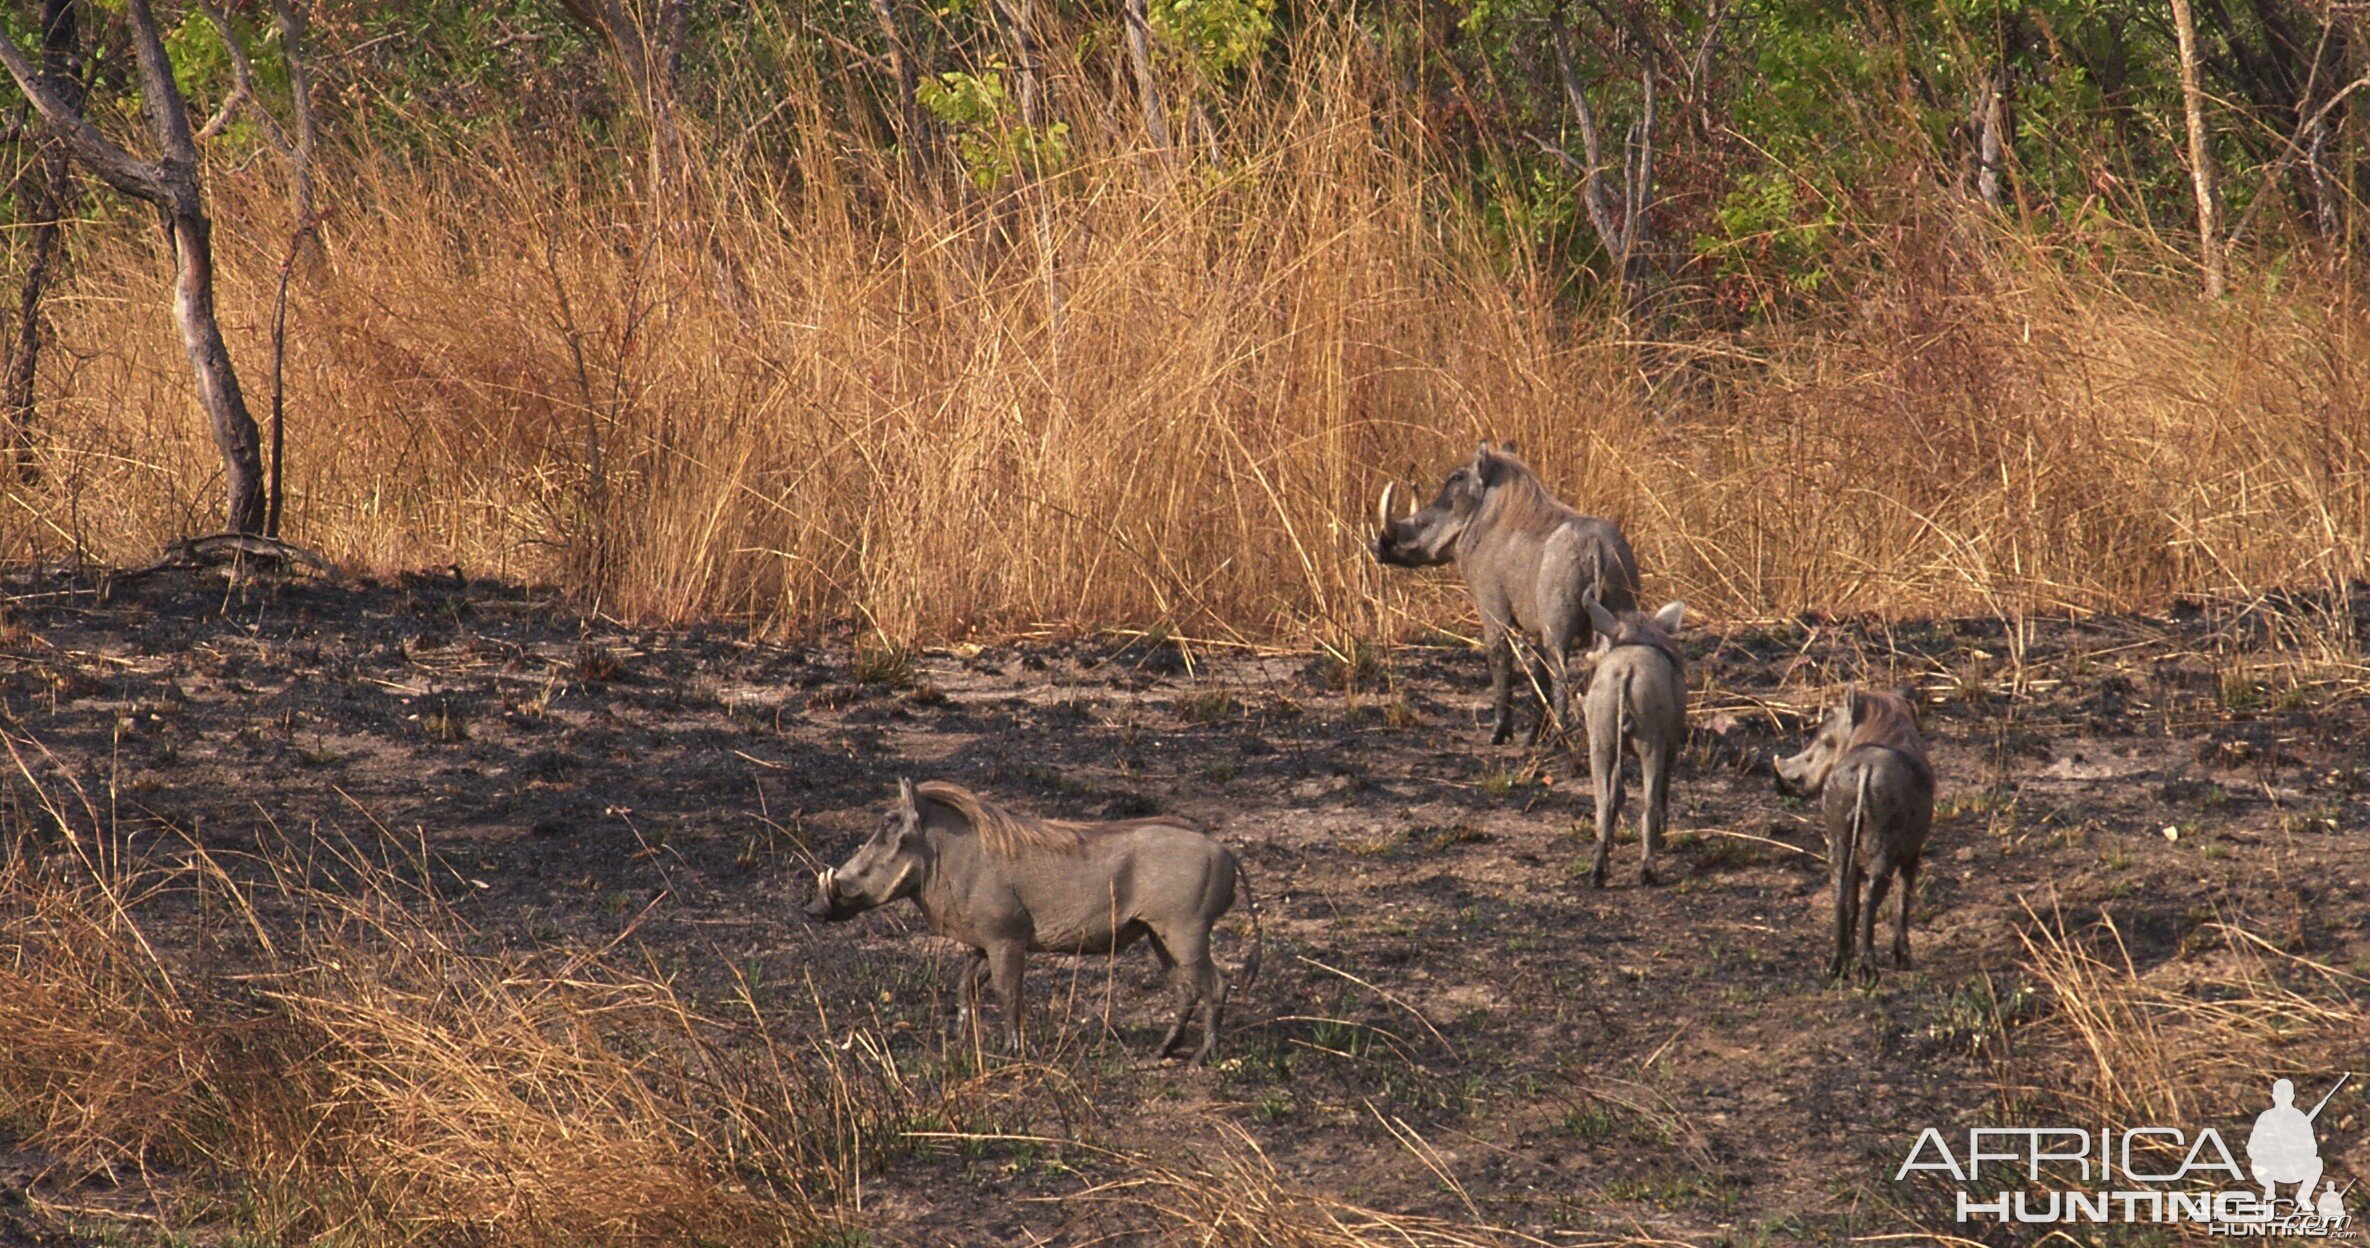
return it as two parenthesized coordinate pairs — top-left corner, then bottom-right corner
(0, 728), (951, 1244)
(0, 724), (1587, 1248)
(10, 25), (2370, 649)
(2003, 900), (2365, 1131)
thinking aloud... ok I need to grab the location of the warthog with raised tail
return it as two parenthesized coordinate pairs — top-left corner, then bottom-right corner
(1580, 596), (1688, 887)
(805, 779), (1262, 1063)
(1774, 689), (1935, 981)
(1372, 444), (1641, 745)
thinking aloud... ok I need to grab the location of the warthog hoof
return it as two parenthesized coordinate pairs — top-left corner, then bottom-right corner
(1489, 723), (1514, 746)
(1637, 866), (1659, 887)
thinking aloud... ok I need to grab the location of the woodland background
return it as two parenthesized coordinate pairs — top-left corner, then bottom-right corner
(3, 0), (2368, 643)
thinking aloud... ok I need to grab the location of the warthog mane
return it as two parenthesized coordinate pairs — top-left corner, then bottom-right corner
(915, 781), (1201, 859)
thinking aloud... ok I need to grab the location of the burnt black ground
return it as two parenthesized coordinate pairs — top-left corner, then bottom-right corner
(0, 566), (2364, 1246)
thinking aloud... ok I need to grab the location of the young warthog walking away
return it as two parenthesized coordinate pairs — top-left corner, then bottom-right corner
(1774, 689), (1935, 981)
(1372, 444), (1641, 745)
(805, 780), (1262, 1063)
(1580, 597), (1688, 887)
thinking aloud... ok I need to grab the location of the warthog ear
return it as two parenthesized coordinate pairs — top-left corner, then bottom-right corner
(1472, 443), (1496, 481)
(1843, 684), (1866, 725)
(1582, 592), (1619, 637)
(896, 777), (919, 815)
(1651, 601), (1686, 633)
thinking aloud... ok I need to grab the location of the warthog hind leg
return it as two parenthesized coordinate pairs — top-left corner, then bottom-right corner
(1149, 937), (1195, 1057)
(1588, 729), (1624, 889)
(1858, 863), (1894, 985)
(1638, 740), (1674, 886)
(1151, 926), (1224, 1062)
(1191, 963), (1228, 1065)
(1891, 858), (1918, 968)
(1829, 860), (1861, 981)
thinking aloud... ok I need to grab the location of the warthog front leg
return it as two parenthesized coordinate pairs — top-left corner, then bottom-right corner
(987, 941), (1027, 1054)
(1484, 621), (1516, 745)
(1523, 650), (1575, 748)
(1523, 651), (1553, 747)
(956, 949), (990, 1039)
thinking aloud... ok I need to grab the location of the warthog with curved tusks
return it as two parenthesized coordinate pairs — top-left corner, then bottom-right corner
(1580, 595), (1688, 887)
(1774, 688), (1934, 982)
(805, 779), (1263, 1063)
(1371, 444), (1641, 745)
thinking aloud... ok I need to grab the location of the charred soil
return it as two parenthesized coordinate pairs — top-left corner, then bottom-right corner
(0, 569), (2363, 1245)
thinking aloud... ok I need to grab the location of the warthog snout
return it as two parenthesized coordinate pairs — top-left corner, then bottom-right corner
(1771, 746), (1818, 796)
(1370, 481), (1441, 567)
(1774, 705), (1849, 797)
(803, 867), (842, 921)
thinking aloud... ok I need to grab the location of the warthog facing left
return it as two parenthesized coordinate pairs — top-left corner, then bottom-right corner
(805, 780), (1262, 1063)
(1373, 444), (1642, 745)
(1774, 689), (1935, 982)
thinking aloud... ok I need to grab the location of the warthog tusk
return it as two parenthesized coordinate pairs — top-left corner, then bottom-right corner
(817, 867), (834, 893)
(1378, 482), (1398, 528)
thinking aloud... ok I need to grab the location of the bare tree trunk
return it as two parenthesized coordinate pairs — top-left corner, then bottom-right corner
(170, 211), (265, 534)
(557, 0), (690, 192)
(2306, 113), (2337, 240)
(273, 0), (319, 233)
(1548, 14), (1656, 320)
(994, 0), (1045, 130)
(868, 0), (931, 175)
(4, 0), (78, 484)
(0, 0), (266, 532)
(198, 0), (319, 537)
(1975, 65), (2008, 208)
(1121, 0), (1171, 150)
(2171, 0), (2226, 298)
(1621, 65), (1655, 309)
(266, 0), (318, 537)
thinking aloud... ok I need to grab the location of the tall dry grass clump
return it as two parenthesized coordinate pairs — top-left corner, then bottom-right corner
(2000, 903), (2364, 1132)
(11, 23), (2370, 643)
(0, 721), (1570, 1246)
(0, 731), (1016, 1244)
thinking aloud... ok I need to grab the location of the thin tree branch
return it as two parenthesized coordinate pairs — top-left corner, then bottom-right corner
(1549, 11), (1623, 258)
(2224, 70), (2370, 248)
(0, 27), (164, 205)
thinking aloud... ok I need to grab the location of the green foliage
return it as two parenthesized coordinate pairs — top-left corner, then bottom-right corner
(917, 67), (1071, 189)
(0, 0), (2358, 317)
(1150, 0), (1276, 79)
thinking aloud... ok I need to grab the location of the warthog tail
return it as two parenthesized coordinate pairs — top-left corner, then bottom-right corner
(1616, 664), (1632, 757)
(1837, 766), (1870, 912)
(1233, 859), (1265, 990)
